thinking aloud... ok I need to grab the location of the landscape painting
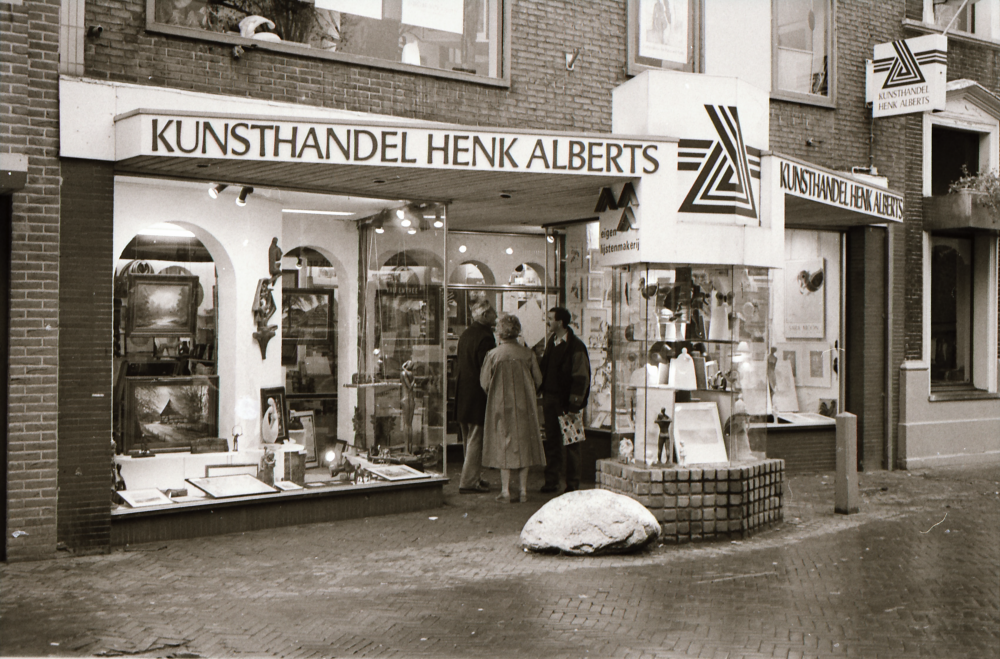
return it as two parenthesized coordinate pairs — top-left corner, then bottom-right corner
(127, 275), (199, 337)
(124, 376), (218, 452)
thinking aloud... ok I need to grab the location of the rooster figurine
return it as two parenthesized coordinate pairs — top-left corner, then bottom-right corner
(797, 268), (824, 294)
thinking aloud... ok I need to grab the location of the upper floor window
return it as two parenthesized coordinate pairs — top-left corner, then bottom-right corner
(627, 0), (703, 74)
(924, 0), (1000, 41)
(772, 0), (833, 105)
(150, 0), (505, 81)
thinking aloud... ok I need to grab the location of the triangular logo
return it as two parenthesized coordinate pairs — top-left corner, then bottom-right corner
(594, 187), (618, 213)
(678, 105), (758, 219)
(617, 182), (638, 208)
(616, 206), (637, 232)
(882, 40), (925, 89)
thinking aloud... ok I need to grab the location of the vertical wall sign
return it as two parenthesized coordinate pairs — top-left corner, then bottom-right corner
(869, 34), (947, 118)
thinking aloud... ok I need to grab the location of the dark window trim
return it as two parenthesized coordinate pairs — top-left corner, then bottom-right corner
(144, 0), (512, 89)
(770, 0), (837, 107)
(626, 0), (704, 76)
(928, 386), (1000, 402)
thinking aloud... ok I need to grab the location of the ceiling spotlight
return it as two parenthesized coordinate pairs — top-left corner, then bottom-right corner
(208, 183), (228, 199)
(459, 245), (467, 253)
(500, 191), (512, 199)
(372, 216), (385, 234)
(505, 247), (514, 255)
(296, 256), (304, 269)
(433, 219), (444, 228)
(400, 218), (412, 228)
(396, 209), (405, 219)
(236, 186), (254, 207)
(546, 235), (555, 243)
(407, 228), (417, 235)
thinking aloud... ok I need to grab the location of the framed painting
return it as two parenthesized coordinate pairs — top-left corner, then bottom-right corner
(124, 376), (219, 453)
(260, 386), (290, 443)
(126, 275), (199, 338)
(587, 274), (604, 301)
(627, 0), (702, 75)
(672, 401), (727, 466)
(288, 410), (318, 466)
(205, 463), (258, 478)
(186, 474), (277, 498)
(803, 348), (832, 388)
(118, 488), (174, 508)
(282, 288), (334, 344)
(364, 463), (430, 481)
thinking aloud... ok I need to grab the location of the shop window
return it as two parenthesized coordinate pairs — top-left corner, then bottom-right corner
(281, 247), (338, 466)
(772, 0), (833, 105)
(924, 0), (1000, 41)
(148, 0), (506, 82)
(626, 0), (703, 75)
(113, 224), (219, 457)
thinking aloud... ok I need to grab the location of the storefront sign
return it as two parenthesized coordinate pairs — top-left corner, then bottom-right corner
(120, 113), (665, 176)
(869, 34), (947, 118)
(778, 159), (904, 222)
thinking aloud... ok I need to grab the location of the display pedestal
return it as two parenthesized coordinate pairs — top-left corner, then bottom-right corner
(596, 458), (784, 543)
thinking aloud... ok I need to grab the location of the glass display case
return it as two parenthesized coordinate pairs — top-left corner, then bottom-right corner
(352, 203), (447, 470)
(610, 264), (771, 466)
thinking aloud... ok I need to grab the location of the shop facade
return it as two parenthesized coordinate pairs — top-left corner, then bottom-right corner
(3, 0), (998, 561)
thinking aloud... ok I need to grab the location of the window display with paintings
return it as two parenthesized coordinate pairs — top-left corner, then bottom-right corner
(609, 263), (772, 466)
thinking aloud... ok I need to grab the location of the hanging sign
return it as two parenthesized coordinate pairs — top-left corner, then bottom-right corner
(869, 34), (947, 118)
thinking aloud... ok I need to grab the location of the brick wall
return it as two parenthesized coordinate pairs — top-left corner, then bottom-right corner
(57, 159), (115, 554)
(83, 0), (628, 133)
(1, 0), (62, 562)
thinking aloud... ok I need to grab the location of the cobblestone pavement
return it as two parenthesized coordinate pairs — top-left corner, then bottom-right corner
(1, 464), (998, 659)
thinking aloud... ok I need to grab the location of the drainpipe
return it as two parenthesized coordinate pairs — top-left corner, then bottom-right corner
(885, 225), (895, 470)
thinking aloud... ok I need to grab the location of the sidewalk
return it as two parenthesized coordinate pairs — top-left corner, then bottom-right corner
(1, 463), (997, 659)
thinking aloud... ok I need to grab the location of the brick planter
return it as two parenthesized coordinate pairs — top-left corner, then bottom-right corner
(596, 459), (785, 543)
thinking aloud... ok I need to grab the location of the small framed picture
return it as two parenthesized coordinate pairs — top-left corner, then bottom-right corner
(803, 348), (832, 388)
(587, 274), (604, 301)
(260, 386), (290, 442)
(118, 488), (175, 508)
(588, 248), (602, 273)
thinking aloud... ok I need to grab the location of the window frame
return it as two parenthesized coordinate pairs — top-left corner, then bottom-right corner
(770, 0), (837, 108)
(921, 0), (1000, 43)
(144, 0), (512, 88)
(626, 0), (704, 76)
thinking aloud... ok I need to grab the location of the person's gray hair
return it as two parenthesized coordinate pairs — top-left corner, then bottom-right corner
(496, 313), (521, 340)
(470, 299), (493, 318)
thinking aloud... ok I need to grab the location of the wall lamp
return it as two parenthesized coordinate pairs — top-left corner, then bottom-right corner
(208, 183), (228, 199)
(236, 186), (254, 207)
(565, 48), (580, 71)
(87, 25), (104, 38)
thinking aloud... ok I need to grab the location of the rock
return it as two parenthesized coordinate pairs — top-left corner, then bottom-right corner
(520, 489), (660, 555)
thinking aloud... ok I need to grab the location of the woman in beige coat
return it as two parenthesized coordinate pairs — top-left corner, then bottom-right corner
(480, 313), (545, 503)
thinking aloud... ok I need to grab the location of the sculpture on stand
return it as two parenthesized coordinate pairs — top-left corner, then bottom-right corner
(399, 360), (416, 453)
(728, 396), (754, 461)
(252, 238), (282, 359)
(654, 408), (672, 465)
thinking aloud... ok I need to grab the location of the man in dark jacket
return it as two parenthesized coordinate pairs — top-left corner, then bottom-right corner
(455, 299), (497, 493)
(539, 307), (591, 493)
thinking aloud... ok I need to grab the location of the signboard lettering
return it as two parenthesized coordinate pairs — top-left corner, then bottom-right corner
(144, 117), (661, 175)
(779, 160), (904, 222)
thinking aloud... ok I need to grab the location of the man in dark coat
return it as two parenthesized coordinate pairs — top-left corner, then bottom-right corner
(455, 299), (497, 493)
(539, 307), (591, 493)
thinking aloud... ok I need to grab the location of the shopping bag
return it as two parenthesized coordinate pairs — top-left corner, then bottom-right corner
(558, 411), (586, 446)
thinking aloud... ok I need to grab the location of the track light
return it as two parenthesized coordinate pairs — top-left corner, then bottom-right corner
(236, 186), (253, 207)
(208, 183), (228, 199)
(295, 256), (304, 269)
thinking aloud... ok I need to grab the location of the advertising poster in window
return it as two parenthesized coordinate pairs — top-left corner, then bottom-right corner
(784, 258), (825, 339)
(639, 0), (688, 64)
